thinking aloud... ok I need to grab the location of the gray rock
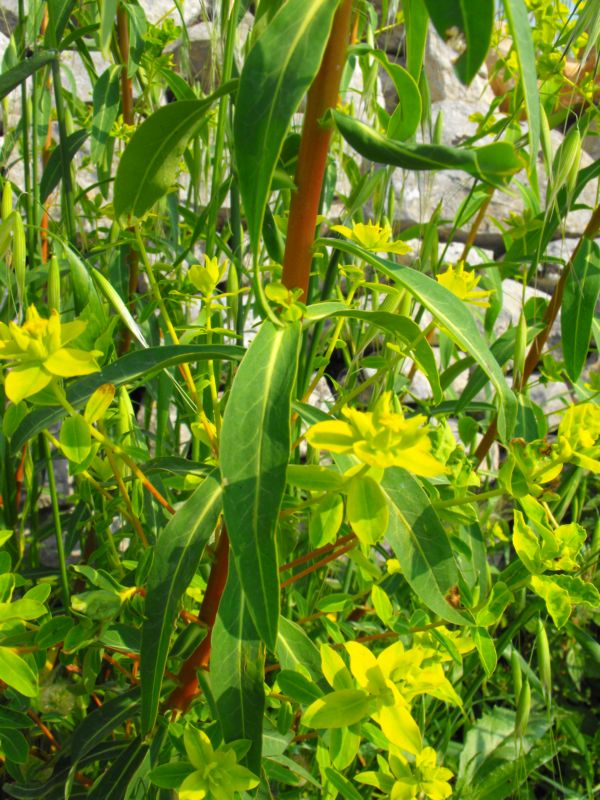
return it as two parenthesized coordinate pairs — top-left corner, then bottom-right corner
(424, 28), (495, 106)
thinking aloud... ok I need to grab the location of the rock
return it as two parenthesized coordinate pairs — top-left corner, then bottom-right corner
(0, 1), (17, 34)
(424, 28), (495, 106)
(494, 278), (561, 344)
(583, 120), (600, 161)
(139, 0), (207, 25)
(529, 379), (570, 429)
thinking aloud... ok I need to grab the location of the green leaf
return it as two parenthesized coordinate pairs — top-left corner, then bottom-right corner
(148, 762), (195, 790)
(0, 729), (28, 764)
(234, 0), (340, 254)
(368, 49), (421, 141)
(472, 626), (497, 676)
(141, 472), (222, 734)
(320, 238), (517, 440)
(113, 83), (236, 226)
(501, 0), (541, 184)
(331, 110), (523, 186)
(40, 129), (89, 203)
(91, 66), (121, 168)
(45, 0), (76, 47)
(0, 647), (37, 697)
(303, 689), (374, 728)
(562, 238), (600, 382)
(277, 616), (322, 680)
(211, 563), (265, 774)
(12, 344), (244, 452)
(100, 0), (119, 56)
(0, 51), (56, 102)
(87, 737), (148, 800)
(277, 670), (323, 704)
(346, 475), (389, 546)
(424, 0), (494, 85)
(404, 0), (429, 81)
(71, 687), (141, 764)
(59, 414), (92, 464)
(221, 321), (301, 651)
(305, 304), (442, 402)
(382, 467), (470, 625)
(324, 768), (365, 800)
(309, 492), (344, 548)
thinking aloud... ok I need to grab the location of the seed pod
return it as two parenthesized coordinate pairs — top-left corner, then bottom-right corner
(536, 619), (552, 700)
(12, 212), (26, 308)
(511, 649), (522, 700)
(1, 180), (13, 220)
(515, 679), (531, 738)
(48, 255), (61, 313)
(513, 312), (527, 389)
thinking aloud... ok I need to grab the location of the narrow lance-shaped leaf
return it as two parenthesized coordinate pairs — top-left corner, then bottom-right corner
(11, 344), (244, 452)
(319, 237), (517, 440)
(424, 0), (494, 86)
(141, 472), (223, 734)
(220, 321), (301, 650)
(91, 66), (121, 167)
(331, 110), (523, 186)
(502, 0), (541, 188)
(210, 563), (265, 774)
(0, 51), (56, 101)
(382, 468), (470, 625)
(561, 238), (600, 382)
(234, 0), (340, 254)
(71, 687), (141, 764)
(113, 81), (237, 226)
(40, 129), (89, 203)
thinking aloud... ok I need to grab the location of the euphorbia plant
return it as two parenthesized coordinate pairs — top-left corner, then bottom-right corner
(0, 0), (598, 797)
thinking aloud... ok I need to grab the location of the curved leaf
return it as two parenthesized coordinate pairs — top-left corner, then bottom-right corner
(382, 468), (470, 625)
(11, 344), (244, 452)
(234, 0), (340, 254)
(91, 66), (121, 167)
(220, 321), (301, 650)
(331, 110), (523, 186)
(424, 0), (494, 85)
(113, 82), (236, 226)
(562, 238), (600, 382)
(71, 687), (141, 764)
(141, 472), (222, 734)
(0, 51), (55, 101)
(87, 737), (148, 800)
(319, 237), (517, 440)
(211, 563), (265, 774)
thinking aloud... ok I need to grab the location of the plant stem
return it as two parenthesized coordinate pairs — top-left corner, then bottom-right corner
(475, 203), (600, 464)
(167, 528), (230, 713)
(433, 487), (504, 510)
(281, 0), (353, 298)
(43, 437), (70, 606)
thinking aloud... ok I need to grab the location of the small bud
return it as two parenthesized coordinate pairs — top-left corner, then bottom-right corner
(48, 255), (61, 313)
(515, 679), (531, 738)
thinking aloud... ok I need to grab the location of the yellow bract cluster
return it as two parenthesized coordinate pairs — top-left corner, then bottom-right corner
(436, 261), (492, 308)
(331, 221), (412, 255)
(306, 392), (445, 476)
(0, 306), (101, 403)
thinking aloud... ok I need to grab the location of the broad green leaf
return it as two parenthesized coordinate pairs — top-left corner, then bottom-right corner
(346, 475), (389, 546)
(0, 647), (37, 697)
(366, 49), (421, 141)
(91, 66), (121, 168)
(141, 472), (222, 734)
(148, 763), (196, 790)
(113, 83), (236, 226)
(12, 344), (244, 452)
(221, 321), (301, 651)
(309, 492), (344, 547)
(40, 129), (89, 203)
(382, 467), (470, 625)
(424, 0), (494, 85)
(100, 0), (119, 56)
(277, 670), (323, 704)
(234, 0), (340, 254)
(277, 616), (322, 680)
(562, 238), (600, 382)
(87, 737), (148, 800)
(502, 0), (541, 184)
(71, 687), (141, 763)
(45, 0), (76, 47)
(0, 51), (56, 101)
(303, 689), (374, 728)
(331, 110), (523, 186)
(211, 563), (265, 774)
(320, 238), (517, 440)
(305, 304), (442, 402)
(0, 729), (28, 764)
(59, 414), (92, 464)
(325, 768), (365, 800)
(35, 616), (74, 648)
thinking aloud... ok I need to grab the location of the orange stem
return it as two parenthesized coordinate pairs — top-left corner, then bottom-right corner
(281, 0), (353, 299)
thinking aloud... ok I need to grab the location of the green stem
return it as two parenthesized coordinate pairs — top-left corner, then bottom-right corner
(43, 436), (70, 606)
(433, 487), (504, 510)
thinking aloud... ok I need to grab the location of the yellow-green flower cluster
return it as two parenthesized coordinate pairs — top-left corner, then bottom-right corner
(0, 305), (101, 403)
(436, 261), (492, 308)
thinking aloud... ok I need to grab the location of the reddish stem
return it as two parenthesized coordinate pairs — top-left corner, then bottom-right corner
(281, 0), (353, 298)
(166, 529), (230, 712)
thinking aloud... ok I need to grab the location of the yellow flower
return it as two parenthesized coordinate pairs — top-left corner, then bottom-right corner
(557, 402), (600, 473)
(189, 255), (227, 297)
(305, 392), (445, 477)
(331, 221), (412, 255)
(0, 306), (101, 403)
(177, 728), (259, 800)
(436, 261), (492, 308)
